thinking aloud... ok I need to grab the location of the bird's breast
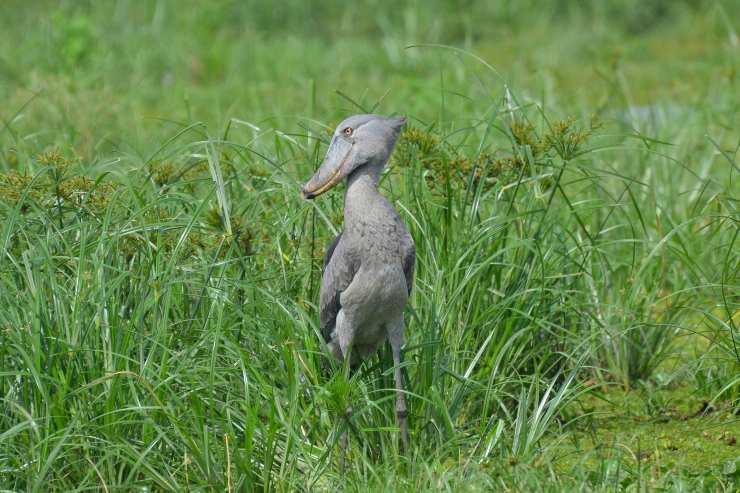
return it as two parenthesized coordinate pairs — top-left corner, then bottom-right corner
(348, 218), (408, 260)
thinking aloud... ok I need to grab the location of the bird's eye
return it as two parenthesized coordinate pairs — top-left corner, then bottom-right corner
(343, 127), (353, 136)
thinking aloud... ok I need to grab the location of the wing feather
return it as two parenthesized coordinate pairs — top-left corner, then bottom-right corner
(319, 232), (356, 342)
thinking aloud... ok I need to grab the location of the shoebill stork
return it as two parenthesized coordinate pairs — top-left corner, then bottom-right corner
(301, 114), (415, 450)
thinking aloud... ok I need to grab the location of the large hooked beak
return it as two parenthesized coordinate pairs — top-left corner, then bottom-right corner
(301, 136), (354, 199)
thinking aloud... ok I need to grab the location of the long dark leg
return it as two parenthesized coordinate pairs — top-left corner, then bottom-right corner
(388, 320), (409, 451)
(339, 424), (347, 473)
(339, 343), (353, 471)
(339, 404), (352, 472)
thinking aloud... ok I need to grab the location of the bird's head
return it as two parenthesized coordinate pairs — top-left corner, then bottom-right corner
(301, 114), (406, 199)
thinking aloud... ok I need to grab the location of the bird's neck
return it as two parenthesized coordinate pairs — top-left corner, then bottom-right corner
(344, 164), (389, 228)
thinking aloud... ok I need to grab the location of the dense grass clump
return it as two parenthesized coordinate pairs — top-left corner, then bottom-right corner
(1, 1), (738, 491)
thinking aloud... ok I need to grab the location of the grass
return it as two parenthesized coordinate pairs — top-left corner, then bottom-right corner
(0, 1), (738, 491)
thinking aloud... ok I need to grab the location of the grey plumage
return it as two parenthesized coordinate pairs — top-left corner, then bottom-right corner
(302, 113), (415, 450)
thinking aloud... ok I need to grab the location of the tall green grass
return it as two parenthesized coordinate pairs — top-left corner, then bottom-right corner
(1, 90), (736, 490)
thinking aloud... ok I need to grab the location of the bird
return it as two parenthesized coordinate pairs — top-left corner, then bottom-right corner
(301, 114), (415, 451)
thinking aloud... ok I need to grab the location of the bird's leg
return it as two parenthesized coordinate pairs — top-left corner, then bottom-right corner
(339, 344), (353, 471)
(393, 350), (409, 451)
(339, 404), (353, 472)
(339, 425), (347, 472)
(388, 319), (409, 452)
